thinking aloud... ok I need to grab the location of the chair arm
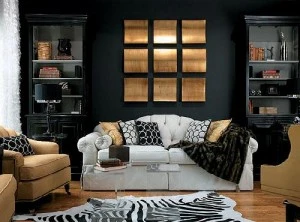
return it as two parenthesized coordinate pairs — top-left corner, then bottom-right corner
(77, 132), (101, 165)
(27, 139), (59, 154)
(3, 150), (24, 182)
(248, 137), (258, 154)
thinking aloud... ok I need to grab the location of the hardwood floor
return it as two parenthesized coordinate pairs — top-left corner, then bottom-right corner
(15, 181), (287, 222)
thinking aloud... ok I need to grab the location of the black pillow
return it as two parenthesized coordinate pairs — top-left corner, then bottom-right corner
(135, 121), (164, 146)
(0, 134), (35, 156)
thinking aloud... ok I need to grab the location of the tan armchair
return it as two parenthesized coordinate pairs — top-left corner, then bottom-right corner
(0, 174), (17, 222)
(0, 125), (71, 202)
(261, 124), (300, 204)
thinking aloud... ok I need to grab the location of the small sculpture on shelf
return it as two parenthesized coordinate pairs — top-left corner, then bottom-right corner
(266, 46), (274, 61)
(280, 31), (288, 61)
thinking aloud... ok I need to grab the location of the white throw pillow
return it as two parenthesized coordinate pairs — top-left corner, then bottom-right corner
(184, 119), (211, 143)
(119, 120), (139, 145)
(95, 135), (113, 150)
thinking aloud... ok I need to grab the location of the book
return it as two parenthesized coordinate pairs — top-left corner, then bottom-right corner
(97, 158), (122, 166)
(94, 165), (127, 172)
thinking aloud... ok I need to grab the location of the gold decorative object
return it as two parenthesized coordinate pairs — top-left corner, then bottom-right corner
(153, 49), (177, 73)
(124, 20), (148, 44)
(182, 49), (206, 72)
(153, 20), (177, 44)
(124, 78), (148, 102)
(37, 41), (52, 60)
(182, 20), (206, 44)
(124, 49), (148, 73)
(182, 78), (206, 102)
(153, 78), (177, 102)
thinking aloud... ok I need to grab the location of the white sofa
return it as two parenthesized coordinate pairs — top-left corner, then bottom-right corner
(78, 114), (258, 191)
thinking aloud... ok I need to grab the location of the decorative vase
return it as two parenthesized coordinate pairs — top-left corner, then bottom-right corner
(57, 39), (71, 56)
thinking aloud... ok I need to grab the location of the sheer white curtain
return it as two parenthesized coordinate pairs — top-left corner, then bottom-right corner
(0, 0), (21, 132)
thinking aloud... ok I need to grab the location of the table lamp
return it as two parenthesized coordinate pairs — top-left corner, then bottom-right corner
(35, 84), (62, 135)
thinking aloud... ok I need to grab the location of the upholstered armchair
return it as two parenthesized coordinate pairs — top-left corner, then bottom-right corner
(261, 124), (300, 205)
(0, 125), (71, 203)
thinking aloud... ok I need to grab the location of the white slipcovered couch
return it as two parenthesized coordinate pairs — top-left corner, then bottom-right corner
(77, 114), (258, 191)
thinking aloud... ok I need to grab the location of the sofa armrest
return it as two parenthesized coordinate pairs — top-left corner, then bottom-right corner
(77, 132), (101, 165)
(248, 137), (258, 154)
(27, 139), (59, 154)
(3, 150), (24, 182)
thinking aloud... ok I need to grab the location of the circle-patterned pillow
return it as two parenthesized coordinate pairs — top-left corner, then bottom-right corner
(119, 120), (139, 145)
(0, 134), (35, 156)
(135, 121), (164, 146)
(184, 119), (211, 143)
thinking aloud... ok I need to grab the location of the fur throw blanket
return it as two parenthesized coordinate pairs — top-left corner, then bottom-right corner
(168, 123), (253, 184)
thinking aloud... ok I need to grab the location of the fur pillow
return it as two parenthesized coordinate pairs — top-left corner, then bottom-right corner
(99, 121), (124, 146)
(206, 119), (232, 142)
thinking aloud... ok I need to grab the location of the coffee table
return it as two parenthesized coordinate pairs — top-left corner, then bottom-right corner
(82, 164), (131, 199)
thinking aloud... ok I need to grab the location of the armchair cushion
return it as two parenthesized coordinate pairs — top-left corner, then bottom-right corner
(20, 154), (70, 180)
(0, 134), (35, 156)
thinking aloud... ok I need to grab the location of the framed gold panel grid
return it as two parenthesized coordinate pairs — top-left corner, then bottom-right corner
(124, 78), (148, 102)
(182, 49), (206, 72)
(124, 49), (148, 73)
(154, 49), (177, 73)
(182, 20), (206, 44)
(182, 78), (206, 102)
(153, 78), (177, 102)
(154, 20), (177, 44)
(124, 20), (148, 44)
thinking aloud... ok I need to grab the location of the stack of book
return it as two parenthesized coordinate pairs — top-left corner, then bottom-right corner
(249, 43), (265, 61)
(258, 70), (280, 79)
(94, 158), (126, 172)
(39, 67), (61, 78)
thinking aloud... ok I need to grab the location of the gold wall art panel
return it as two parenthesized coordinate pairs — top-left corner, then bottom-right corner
(182, 78), (206, 102)
(182, 20), (206, 44)
(182, 49), (206, 72)
(153, 78), (177, 102)
(124, 20), (148, 44)
(154, 49), (177, 72)
(124, 49), (148, 73)
(124, 78), (148, 102)
(153, 20), (177, 44)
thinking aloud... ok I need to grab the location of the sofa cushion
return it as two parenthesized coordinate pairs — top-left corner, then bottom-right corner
(137, 115), (193, 148)
(119, 120), (139, 145)
(168, 148), (196, 164)
(183, 119), (211, 143)
(0, 134), (35, 156)
(206, 119), (232, 142)
(135, 121), (164, 146)
(20, 154), (70, 180)
(98, 145), (169, 164)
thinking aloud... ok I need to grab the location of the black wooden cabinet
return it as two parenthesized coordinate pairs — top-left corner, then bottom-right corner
(240, 16), (300, 180)
(25, 14), (89, 180)
(26, 114), (86, 180)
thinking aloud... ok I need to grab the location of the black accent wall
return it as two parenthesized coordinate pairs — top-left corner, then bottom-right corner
(20, 0), (300, 131)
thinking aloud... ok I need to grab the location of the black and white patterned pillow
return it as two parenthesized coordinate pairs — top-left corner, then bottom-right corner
(184, 119), (211, 143)
(0, 134), (35, 156)
(119, 120), (139, 145)
(135, 121), (164, 146)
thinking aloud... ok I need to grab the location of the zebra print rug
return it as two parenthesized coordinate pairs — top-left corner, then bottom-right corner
(13, 191), (252, 222)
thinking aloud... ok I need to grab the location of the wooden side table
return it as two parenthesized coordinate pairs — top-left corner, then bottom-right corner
(32, 133), (67, 153)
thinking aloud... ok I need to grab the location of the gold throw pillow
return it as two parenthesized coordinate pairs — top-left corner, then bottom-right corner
(206, 119), (232, 142)
(99, 121), (124, 145)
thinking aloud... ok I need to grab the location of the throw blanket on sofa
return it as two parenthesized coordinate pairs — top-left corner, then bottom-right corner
(168, 123), (253, 184)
